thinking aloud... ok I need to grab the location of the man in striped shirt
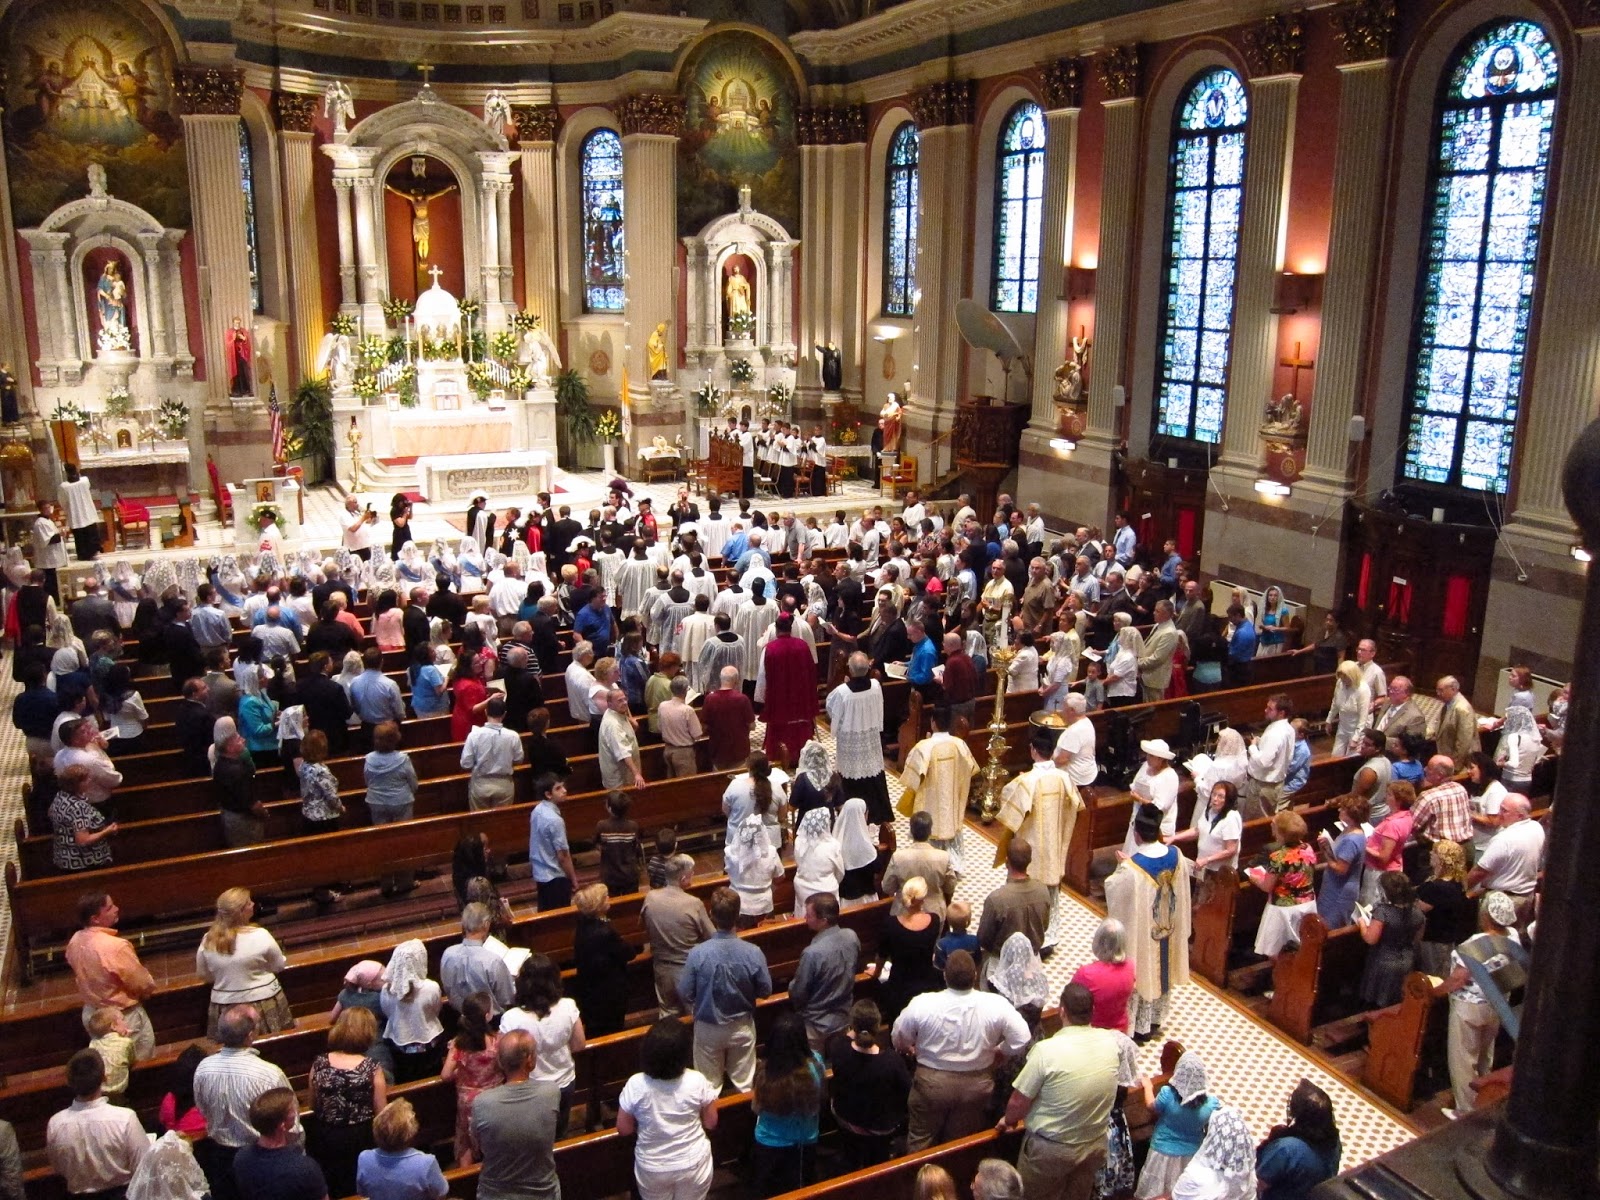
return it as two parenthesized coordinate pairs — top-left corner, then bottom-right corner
(194, 1005), (299, 1200)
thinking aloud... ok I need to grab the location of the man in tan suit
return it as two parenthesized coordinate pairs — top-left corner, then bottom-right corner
(882, 812), (955, 920)
(1137, 600), (1180, 701)
(1433, 675), (1482, 769)
(1375, 675), (1428, 746)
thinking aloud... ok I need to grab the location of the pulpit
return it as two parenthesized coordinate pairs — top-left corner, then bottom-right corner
(226, 476), (301, 546)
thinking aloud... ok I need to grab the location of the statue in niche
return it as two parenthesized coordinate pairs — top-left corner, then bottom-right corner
(1262, 392), (1305, 438)
(225, 316), (253, 398)
(1, 363), (19, 424)
(87, 162), (107, 199)
(878, 391), (904, 457)
(816, 342), (842, 392)
(518, 315), (562, 389)
(647, 322), (670, 380)
(725, 264), (752, 322)
(95, 261), (131, 351)
(1052, 334), (1091, 406)
(386, 157), (458, 268)
(323, 80), (355, 136)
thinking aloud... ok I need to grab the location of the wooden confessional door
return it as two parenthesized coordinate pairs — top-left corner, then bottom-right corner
(1120, 458), (1208, 566)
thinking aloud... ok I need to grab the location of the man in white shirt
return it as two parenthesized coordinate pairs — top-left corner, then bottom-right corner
(1467, 796), (1544, 929)
(892, 951), (1032, 1151)
(902, 490), (927, 530)
(461, 695), (524, 809)
(59, 465), (101, 563)
(564, 641), (598, 723)
(488, 561), (526, 633)
(1354, 638), (1387, 713)
(1243, 693), (1296, 818)
(47, 1047), (149, 1197)
(1052, 695), (1100, 793)
(823, 511), (850, 550)
(599, 688), (645, 790)
(952, 494), (976, 529)
(193, 1004), (300, 1196)
(341, 494), (376, 561)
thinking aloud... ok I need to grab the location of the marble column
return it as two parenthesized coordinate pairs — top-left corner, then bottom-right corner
(513, 106), (561, 327)
(1027, 61), (1084, 436)
(619, 93), (683, 421)
(175, 67), (251, 406)
(798, 105), (867, 411)
(331, 176), (357, 312)
(350, 150), (385, 331)
(0, 110), (28, 401)
(1215, 72), (1300, 476)
(1301, 56), (1392, 489)
(134, 231), (171, 362)
(909, 81), (975, 439)
(496, 180), (515, 306)
(275, 93), (326, 382)
(1505, 28), (1600, 546)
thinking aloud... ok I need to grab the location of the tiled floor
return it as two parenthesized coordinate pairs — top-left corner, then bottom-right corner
(2, 480), (1420, 1170)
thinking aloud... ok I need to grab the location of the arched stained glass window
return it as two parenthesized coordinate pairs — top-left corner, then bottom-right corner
(884, 122), (920, 317)
(1401, 21), (1558, 494)
(1154, 69), (1248, 446)
(991, 102), (1046, 313)
(580, 129), (625, 313)
(238, 119), (261, 314)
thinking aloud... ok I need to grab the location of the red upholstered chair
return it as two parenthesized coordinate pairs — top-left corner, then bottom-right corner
(114, 494), (151, 549)
(207, 455), (233, 526)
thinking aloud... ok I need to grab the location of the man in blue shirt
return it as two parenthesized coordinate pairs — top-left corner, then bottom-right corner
(1224, 603), (1257, 688)
(1283, 719), (1313, 795)
(721, 523), (750, 567)
(527, 773), (578, 910)
(191, 584), (234, 649)
(679, 888), (772, 1092)
(13, 659), (60, 771)
(1158, 540), (1184, 588)
(349, 647), (406, 727)
(1112, 512), (1137, 567)
(906, 617), (941, 705)
(573, 589), (616, 659)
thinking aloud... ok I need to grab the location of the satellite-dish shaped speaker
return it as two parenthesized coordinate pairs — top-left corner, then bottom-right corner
(954, 299), (1027, 370)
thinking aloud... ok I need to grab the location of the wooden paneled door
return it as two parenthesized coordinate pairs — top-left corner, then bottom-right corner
(1120, 457), (1208, 566)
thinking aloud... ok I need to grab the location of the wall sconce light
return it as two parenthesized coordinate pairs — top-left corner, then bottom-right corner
(1050, 438), (1076, 454)
(1270, 270), (1324, 314)
(1066, 265), (1097, 303)
(1572, 544), (1592, 563)
(1254, 479), (1292, 498)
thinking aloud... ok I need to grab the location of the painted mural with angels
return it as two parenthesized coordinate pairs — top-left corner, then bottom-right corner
(2, 0), (189, 228)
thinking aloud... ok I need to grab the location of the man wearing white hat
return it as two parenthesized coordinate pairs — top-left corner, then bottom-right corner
(996, 730), (1085, 953)
(1125, 738), (1180, 854)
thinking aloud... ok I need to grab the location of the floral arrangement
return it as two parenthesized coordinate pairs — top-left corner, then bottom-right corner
(390, 364), (420, 408)
(767, 382), (792, 410)
(594, 409), (622, 442)
(511, 310), (541, 333)
(457, 297), (482, 321)
(490, 331), (519, 361)
(156, 397), (189, 439)
(466, 361), (500, 399)
(248, 502), (283, 528)
(353, 374), (380, 400)
(330, 313), (358, 336)
(692, 382), (723, 416)
(381, 297), (414, 326)
(358, 335), (390, 368)
(728, 310), (756, 338)
(103, 386), (134, 419)
(729, 357), (755, 385)
(51, 400), (91, 429)
(507, 366), (532, 393)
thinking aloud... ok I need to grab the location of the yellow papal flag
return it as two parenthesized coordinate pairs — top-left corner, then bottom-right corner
(619, 364), (633, 445)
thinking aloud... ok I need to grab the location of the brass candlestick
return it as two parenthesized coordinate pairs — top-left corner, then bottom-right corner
(979, 642), (1017, 823)
(346, 416), (363, 493)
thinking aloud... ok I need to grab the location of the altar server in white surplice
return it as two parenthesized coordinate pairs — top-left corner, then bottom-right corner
(732, 579), (779, 682)
(824, 652), (892, 825)
(898, 707), (979, 874)
(694, 615), (745, 695)
(679, 598), (717, 690)
(615, 541), (656, 620)
(995, 731), (1085, 952)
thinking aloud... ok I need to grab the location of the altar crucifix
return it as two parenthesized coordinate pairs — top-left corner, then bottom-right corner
(386, 156), (458, 291)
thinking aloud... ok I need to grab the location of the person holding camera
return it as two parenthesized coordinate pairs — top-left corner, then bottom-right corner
(344, 495), (377, 562)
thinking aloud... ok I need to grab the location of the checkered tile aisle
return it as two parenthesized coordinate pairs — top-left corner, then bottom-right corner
(873, 755), (1419, 1169)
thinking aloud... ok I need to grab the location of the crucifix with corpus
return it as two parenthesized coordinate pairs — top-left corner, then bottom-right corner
(1264, 340), (1314, 436)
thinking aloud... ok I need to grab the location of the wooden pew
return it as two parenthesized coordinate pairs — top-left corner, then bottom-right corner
(1362, 972), (1444, 1111)
(1264, 914), (1369, 1043)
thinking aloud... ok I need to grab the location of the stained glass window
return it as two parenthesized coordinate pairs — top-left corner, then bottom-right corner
(884, 122), (920, 317)
(1401, 20), (1557, 494)
(580, 129), (625, 313)
(1154, 70), (1248, 446)
(238, 120), (261, 314)
(991, 102), (1046, 313)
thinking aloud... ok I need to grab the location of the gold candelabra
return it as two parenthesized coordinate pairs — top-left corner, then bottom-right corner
(978, 641), (1017, 822)
(346, 416), (364, 494)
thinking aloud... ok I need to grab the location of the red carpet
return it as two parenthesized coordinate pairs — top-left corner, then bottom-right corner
(380, 456), (419, 467)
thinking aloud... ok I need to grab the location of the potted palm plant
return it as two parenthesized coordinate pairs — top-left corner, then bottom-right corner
(554, 368), (599, 469)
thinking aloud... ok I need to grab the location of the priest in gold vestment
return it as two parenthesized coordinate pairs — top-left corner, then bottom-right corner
(898, 707), (979, 873)
(995, 731), (1085, 952)
(1104, 803), (1192, 1040)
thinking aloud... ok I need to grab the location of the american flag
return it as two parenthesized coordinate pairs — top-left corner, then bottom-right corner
(268, 385), (285, 463)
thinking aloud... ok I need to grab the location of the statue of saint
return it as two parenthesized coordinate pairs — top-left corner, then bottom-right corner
(1053, 334), (1091, 406)
(816, 342), (842, 392)
(95, 262), (131, 351)
(0, 362), (18, 425)
(225, 316), (253, 398)
(725, 264), (752, 322)
(879, 392), (904, 457)
(385, 162), (459, 265)
(323, 81), (355, 136)
(1262, 392), (1305, 438)
(647, 322), (670, 380)
(518, 315), (563, 389)
(317, 330), (355, 389)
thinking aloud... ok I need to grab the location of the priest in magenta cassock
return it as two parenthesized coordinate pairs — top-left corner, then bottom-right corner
(755, 613), (818, 768)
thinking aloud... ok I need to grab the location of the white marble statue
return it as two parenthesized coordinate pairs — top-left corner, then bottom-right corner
(518, 316), (562, 389)
(484, 89), (512, 132)
(87, 163), (108, 199)
(316, 331), (356, 389)
(323, 81), (355, 136)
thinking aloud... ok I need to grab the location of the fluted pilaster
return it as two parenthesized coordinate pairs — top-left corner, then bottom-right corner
(279, 129), (325, 379)
(180, 106), (253, 403)
(1083, 97), (1141, 442)
(1507, 29), (1600, 542)
(1027, 101), (1081, 434)
(1302, 59), (1392, 487)
(799, 130), (866, 400)
(908, 82), (974, 428)
(517, 141), (559, 326)
(1217, 74), (1299, 471)
(621, 123), (678, 399)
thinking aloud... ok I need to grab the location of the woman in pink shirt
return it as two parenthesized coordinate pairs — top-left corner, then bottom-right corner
(1363, 781), (1416, 904)
(1070, 918), (1138, 1032)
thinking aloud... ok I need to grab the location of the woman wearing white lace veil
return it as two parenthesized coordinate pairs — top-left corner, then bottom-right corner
(725, 812), (783, 924)
(1041, 629), (1080, 715)
(429, 539), (460, 592)
(127, 1130), (208, 1200)
(790, 739), (837, 819)
(396, 542), (431, 594)
(1136, 1051), (1216, 1198)
(792, 807), (845, 918)
(1191, 729), (1249, 829)
(457, 537), (486, 595)
(379, 939), (445, 1082)
(105, 560), (142, 627)
(991, 932), (1049, 1015)
(1170, 1106), (1256, 1200)
(833, 797), (880, 910)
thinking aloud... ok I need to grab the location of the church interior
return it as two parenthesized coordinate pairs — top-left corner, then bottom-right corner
(0, 0), (1596, 1196)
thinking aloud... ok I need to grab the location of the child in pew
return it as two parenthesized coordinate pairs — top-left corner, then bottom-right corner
(86, 1005), (137, 1101)
(1135, 1051), (1219, 1199)
(1079, 659), (1107, 713)
(933, 901), (978, 970)
(646, 827), (678, 890)
(440, 992), (502, 1168)
(159, 1044), (210, 1138)
(596, 790), (645, 897)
